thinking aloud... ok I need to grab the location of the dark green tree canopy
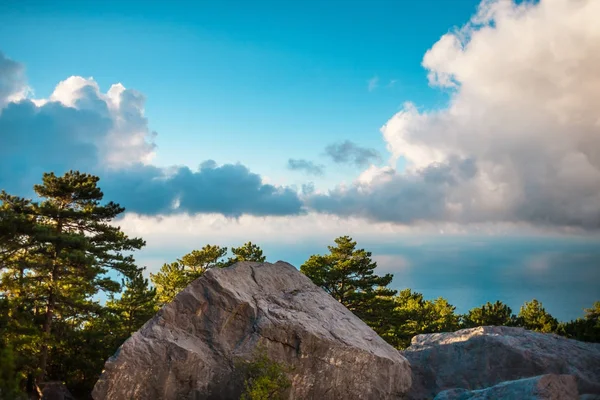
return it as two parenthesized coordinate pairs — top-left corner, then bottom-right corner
(0, 171), (145, 381)
(517, 299), (558, 333)
(300, 236), (397, 338)
(107, 267), (157, 336)
(150, 245), (229, 306)
(391, 289), (460, 348)
(226, 242), (266, 266)
(301, 236), (394, 304)
(462, 301), (516, 328)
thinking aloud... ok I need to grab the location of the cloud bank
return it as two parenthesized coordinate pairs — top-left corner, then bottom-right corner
(2, 0), (600, 231)
(0, 56), (303, 217)
(311, 0), (600, 230)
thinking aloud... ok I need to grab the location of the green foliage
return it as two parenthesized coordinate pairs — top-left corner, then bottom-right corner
(462, 301), (516, 328)
(180, 245), (229, 275)
(556, 302), (600, 342)
(2, 181), (600, 400)
(517, 299), (558, 333)
(0, 171), (146, 393)
(300, 236), (397, 342)
(151, 242), (267, 306)
(225, 242), (266, 267)
(150, 245), (228, 306)
(585, 301), (600, 321)
(237, 346), (291, 400)
(391, 289), (460, 348)
(150, 262), (188, 306)
(0, 343), (24, 400)
(107, 267), (157, 338)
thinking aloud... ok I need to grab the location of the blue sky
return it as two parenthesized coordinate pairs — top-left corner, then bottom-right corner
(1, 0), (599, 320)
(0, 0), (477, 187)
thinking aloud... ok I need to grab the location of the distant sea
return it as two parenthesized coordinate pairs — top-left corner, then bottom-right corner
(273, 235), (600, 322)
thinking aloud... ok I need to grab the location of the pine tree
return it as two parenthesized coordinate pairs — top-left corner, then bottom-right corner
(225, 242), (266, 267)
(150, 262), (187, 307)
(517, 299), (558, 333)
(557, 301), (600, 342)
(0, 171), (145, 381)
(300, 236), (397, 338)
(107, 267), (157, 338)
(150, 245), (228, 306)
(462, 301), (516, 328)
(391, 289), (460, 349)
(0, 343), (23, 400)
(180, 244), (229, 277)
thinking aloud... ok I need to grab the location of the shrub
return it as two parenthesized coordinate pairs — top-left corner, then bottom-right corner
(236, 345), (291, 400)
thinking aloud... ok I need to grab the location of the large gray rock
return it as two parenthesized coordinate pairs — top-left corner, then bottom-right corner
(402, 326), (600, 399)
(92, 261), (411, 400)
(433, 374), (578, 400)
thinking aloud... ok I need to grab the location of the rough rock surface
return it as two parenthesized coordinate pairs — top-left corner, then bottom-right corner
(402, 326), (600, 399)
(92, 261), (411, 400)
(433, 374), (578, 400)
(39, 381), (76, 400)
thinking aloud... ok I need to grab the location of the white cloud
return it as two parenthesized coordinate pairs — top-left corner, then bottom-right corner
(3, 0), (600, 232)
(44, 76), (157, 167)
(314, 0), (600, 230)
(115, 212), (582, 253)
(0, 65), (304, 216)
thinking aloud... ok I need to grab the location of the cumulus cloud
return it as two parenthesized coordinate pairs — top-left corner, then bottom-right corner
(312, 0), (600, 230)
(308, 156), (477, 223)
(324, 140), (382, 167)
(0, 58), (303, 217)
(287, 158), (324, 176)
(0, 74), (157, 193)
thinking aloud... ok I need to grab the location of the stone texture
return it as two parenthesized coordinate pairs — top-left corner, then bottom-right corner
(39, 381), (76, 400)
(92, 261), (411, 400)
(433, 374), (578, 400)
(402, 326), (600, 400)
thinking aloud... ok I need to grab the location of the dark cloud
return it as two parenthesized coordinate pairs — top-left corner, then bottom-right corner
(301, 182), (315, 196)
(0, 100), (108, 193)
(307, 157), (477, 224)
(0, 52), (26, 108)
(325, 140), (381, 167)
(287, 159), (324, 176)
(0, 56), (303, 218)
(101, 163), (304, 217)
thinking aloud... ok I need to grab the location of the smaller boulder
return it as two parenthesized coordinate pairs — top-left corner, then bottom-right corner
(403, 326), (600, 399)
(433, 374), (578, 400)
(38, 382), (76, 400)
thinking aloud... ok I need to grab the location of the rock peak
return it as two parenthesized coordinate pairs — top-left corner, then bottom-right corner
(93, 261), (411, 400)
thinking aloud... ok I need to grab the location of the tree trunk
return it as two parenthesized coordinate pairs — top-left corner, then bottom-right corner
(38, 217), (63, 382)
(38, 291), (55, 382)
